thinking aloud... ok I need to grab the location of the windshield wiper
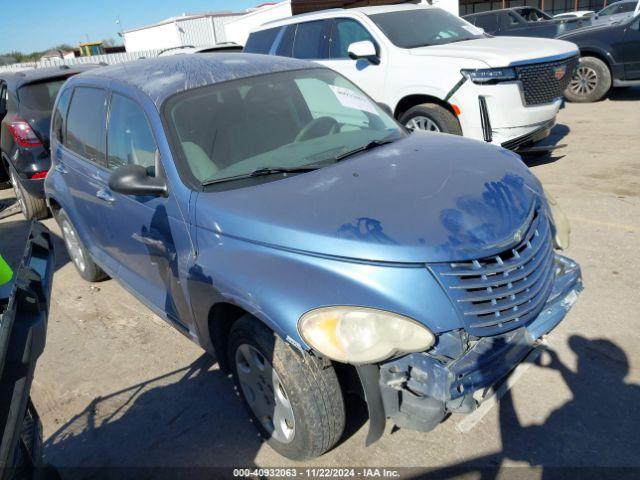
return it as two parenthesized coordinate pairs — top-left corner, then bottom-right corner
(202, 165), (322, 186)
(334, 139), (395, 162)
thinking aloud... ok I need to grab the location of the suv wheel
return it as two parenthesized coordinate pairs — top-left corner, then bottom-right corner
(9, 169), (47, 220)
(565, 56), (611, 103)
(228, 316), (345, 460)
(57, 209), (107, 282)
(399, 103), (462, 135)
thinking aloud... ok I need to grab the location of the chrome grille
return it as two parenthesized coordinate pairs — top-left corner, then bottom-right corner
(515, 56), (579, 106)
(431, 206), (556, 337)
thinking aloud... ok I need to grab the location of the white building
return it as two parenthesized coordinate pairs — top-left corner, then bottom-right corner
(122, 12), (243, 52)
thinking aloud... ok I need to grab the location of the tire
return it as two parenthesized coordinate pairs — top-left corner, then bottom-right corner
(565, 56), (612, 103)
(9, 168), (47, 220)
(399, 103), (462, 135)
(228, 316), (346, 460)
(57, 209), (107, 282)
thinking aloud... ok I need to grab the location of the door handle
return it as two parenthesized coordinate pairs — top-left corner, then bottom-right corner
(96, 189), (115, 203)
(55, 163), (68, 174)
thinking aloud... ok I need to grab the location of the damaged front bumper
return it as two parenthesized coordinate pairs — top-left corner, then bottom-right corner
(359, 254), (582, 443)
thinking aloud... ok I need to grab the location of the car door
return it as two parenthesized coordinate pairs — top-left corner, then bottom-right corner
(58, 85), (115, 269)
(102, 92), (196, 334)
(316, 18), (387, 103)
(622, 16), (640, 79)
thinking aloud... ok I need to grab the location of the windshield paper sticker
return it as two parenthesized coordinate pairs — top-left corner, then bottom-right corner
(329, 85), (378, 115)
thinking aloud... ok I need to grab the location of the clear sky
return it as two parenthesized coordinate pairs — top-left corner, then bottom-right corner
(1, 0), (260, 54)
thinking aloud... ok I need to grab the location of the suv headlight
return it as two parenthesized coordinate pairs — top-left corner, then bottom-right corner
(544, 189), (571, 250)
(461, 67), (517, 84)
(298, 307), (435, 364)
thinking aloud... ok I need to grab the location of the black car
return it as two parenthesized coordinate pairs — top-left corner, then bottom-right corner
(463, 7), (588, 38)
(559, 13), (640, 102)
(0, 65), (99, 219)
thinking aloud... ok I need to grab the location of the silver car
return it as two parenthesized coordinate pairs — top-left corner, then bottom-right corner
(590, 0), (639, 25)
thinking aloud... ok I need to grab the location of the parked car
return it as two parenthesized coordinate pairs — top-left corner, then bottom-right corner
(157, 42), (243, 56)
(463, 6), (588, 38)
(590, 0), (639, 25)
(0, 65), (99, 219)
(45, 54), (582, 460)
(554, 10), (595, 19)
(559, 12), (640, 102)
(245, 4), (579, 152)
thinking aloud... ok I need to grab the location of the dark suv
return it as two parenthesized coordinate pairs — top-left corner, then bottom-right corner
(0, 65), (99, 219)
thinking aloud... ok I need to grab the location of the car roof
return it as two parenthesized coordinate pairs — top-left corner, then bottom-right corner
(0, 64), (101, 91)
(258, 3), (434, 30)
(70, 53), (322, 107)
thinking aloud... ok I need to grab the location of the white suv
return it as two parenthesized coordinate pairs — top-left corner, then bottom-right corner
(245, 4), (579, 150)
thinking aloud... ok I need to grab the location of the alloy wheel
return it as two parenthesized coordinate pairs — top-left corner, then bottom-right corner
(61, 219), (86, 273)
(569, 66), (598, 97)
(405, 115), (441, 132)
(235, 344), (295, 443)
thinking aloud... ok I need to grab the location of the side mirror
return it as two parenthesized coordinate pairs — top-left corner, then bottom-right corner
(347, 41), (379, 64)
(108, 164), (167, 197)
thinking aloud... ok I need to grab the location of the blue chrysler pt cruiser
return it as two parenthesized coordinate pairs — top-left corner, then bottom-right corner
(45, 54), (582, 460)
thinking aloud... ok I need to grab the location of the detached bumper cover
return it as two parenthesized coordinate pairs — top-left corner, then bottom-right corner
(370, 254), (582, 435)
(501, 119), (556, 151)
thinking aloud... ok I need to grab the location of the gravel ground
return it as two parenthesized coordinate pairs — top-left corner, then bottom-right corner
(1, 88), (639, 478)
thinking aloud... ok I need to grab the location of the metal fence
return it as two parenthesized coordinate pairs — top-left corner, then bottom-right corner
(0, 49), (162, 73)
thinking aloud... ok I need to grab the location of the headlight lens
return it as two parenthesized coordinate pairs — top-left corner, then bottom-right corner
(544, 189), (571, 250)
(298, 307), (435, 364)
(461, 67), (517, 84)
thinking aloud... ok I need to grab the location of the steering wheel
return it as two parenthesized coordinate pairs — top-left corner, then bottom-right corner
(294, 116), (340, 143)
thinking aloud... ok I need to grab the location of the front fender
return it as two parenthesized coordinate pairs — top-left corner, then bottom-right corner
(189, 229), (462, 353)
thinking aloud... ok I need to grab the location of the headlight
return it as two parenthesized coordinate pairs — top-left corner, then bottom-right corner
(544, 189), (571, 250)
(461, 67), (517, 84)
(298, 307), (435, 364)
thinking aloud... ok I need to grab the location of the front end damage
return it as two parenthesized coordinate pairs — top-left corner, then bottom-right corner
(359, 254), (582, 444)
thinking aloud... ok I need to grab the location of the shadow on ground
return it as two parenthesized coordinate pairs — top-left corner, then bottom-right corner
(522, 124), (571, 168)
(608, 86), (640, 102)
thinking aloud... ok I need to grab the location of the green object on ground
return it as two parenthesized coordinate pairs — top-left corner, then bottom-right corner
(0, 255), (13, 286)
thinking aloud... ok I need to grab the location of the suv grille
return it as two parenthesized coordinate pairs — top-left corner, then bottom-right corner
(431, 206), (556, 337)
(515, 56), (579, 106)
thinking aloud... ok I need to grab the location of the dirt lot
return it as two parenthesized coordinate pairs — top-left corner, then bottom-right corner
(1, 89), (639, 477)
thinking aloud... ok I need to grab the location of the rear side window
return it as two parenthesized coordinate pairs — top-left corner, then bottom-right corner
(244, 27), (281, 54)
(18, 79), (67, 111)
(473, 14), (499, 32)
(107, 94), (157, 173)
(65, 87), (107, 164)
(292, 21), (328, 59)
(52, 88), (72, 143)
(330, 19), (376, 59)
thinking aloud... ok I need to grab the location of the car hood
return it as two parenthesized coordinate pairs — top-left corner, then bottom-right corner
(558, 21), (622, 39)
(408, 37), (579, 68)
(195, 133), (545, 264)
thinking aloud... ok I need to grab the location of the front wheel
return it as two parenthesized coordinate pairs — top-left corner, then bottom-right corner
(57, 209), (107, 282)
(399, 103), (462, 135)
(228, 316), (346, 460)
(565, 56), (611, 103)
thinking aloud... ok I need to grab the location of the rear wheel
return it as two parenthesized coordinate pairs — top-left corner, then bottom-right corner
(9, 168), (47, 220)
(57, 209), (107, 282)
(228, 316), (345, 460)
(565, 56), (611, 103)
(399, 103), (462, 135)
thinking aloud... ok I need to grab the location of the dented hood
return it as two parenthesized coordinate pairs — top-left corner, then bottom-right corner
(195, 133), (544, 263)
(408, 36), (579, 68)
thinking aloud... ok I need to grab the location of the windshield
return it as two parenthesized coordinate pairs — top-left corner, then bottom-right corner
(598, 1), (636, 15)
(18, 78), (67, 111)
(163, 68), (403, 185)
(369, 8), (485, 48)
